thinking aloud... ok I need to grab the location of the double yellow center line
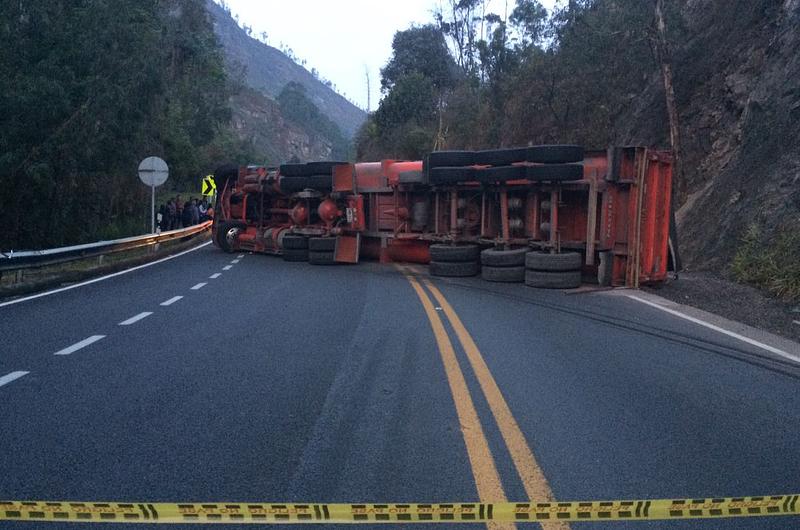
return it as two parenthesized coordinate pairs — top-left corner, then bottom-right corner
(401, 268), (569, 530)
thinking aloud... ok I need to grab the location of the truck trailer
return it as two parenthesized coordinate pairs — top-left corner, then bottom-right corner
(212, 145), (673, 289)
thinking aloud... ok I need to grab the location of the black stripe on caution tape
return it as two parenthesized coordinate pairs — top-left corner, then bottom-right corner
(0, 495), (798, 523)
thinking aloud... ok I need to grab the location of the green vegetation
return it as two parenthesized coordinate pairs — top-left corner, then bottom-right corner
(0, 0), (254, 250)
(277, 82), (352, 161)
(732, 224), (800, 302)
(356, 0), (665, 159)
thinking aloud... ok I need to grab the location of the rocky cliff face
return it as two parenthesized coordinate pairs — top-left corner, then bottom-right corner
(229, 87), (335, 164)
(620, 0), (800, 269)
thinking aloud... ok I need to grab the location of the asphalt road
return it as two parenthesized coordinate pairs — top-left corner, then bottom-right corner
(1, 242), (799, 529)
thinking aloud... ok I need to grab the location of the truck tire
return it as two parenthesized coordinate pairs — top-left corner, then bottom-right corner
(524, 270), (581, 289)
(525, 164), (584, 182)
(279, 176), (309, 194)
(279, 163), (308, 177)
(398, 170), (426, 184)
(526, 145), (584, 164)
(307, 174), (332, 191)
(309, 250), (337, 265)
(309, 237), (336, 252)
(481, 247), (528, 267)
(482, 265), (525, 282)
(475, 165), (526, 183)
(430, 260), (479, 277)
(217, 221), (245, 253)
(282, 235), (308, 250)
(429, 167), (475, 185)
(214, 164), (239, 187)
(428, 150), (474, 168)
(282, 248), (309, 262)
(473, 147), (527, 166)
(429, 244), (480, 262)
(525, 251), (582, 271)
(305, 161), (346, 175)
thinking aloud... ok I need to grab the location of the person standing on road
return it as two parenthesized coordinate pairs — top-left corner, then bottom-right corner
(190, 198), (200, 226)
(181, 201), (194, 227)
(166, 199), (177, 230)
(175, 195), (184, 228)
(157, 204), (166, 232)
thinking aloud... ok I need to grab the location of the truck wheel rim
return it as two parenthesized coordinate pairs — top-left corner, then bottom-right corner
(225, 227), (240, 246)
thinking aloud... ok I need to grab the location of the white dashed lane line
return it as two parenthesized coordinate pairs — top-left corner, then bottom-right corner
(118, 312), (153, 326)
(237, 254), (245, 259)
(53, 335), (106, 355)
(0, 371), (30, 388)
(190, 282), (207, 290)
(0, 241), (212, 309)
(230, 259), (240, 264)
(223, 265), (233, 271)
(160, 296), (183, 306)
(209, 273), (222, 279)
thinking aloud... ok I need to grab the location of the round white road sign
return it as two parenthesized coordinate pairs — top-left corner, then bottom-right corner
(138, 156), (169, 187)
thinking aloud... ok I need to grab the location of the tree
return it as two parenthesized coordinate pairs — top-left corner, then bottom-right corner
(510, 0), (548, 49)
(653, 0), (683, 197)
(381, 25), (459, 92)
(0, 0), (245, 249)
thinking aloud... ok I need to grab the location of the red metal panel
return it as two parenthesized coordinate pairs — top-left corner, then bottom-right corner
(354, 162), (386, 189)
(333, 164), (355, 192)
(383, 160), (423, 186)
(375, 194), (396, 232)
(638, 153), (672, 283)
(334, 234), (360, 263)
(556, 190), (589, 243)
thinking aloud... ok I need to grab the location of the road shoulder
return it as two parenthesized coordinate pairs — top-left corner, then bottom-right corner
(644, 271), (800, 342)
(604, 286), (800, 364)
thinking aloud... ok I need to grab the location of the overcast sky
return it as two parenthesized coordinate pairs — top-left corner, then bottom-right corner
(220, 0), (558, 111)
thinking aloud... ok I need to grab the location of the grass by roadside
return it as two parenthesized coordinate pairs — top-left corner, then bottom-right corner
(732, 224), (800, 302)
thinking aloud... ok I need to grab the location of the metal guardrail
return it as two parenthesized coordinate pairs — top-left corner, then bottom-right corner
(0, 221), (212, 273)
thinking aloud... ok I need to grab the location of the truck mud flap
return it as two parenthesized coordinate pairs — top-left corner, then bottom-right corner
(334, 234), (360, 264)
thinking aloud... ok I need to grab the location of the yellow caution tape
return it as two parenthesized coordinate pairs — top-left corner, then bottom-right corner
(1, 495), (798, 523)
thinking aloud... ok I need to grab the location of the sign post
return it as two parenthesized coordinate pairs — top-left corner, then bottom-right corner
(201, 174), (217, 198)
(138, 157), (169, 233)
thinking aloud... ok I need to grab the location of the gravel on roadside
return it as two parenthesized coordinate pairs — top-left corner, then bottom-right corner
(644, 271), (800, 342)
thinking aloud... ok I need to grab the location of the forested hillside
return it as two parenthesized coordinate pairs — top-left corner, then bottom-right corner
(206, 0), (366, 137)
(359, 0), (800, 280)
(0, 0), (252, 250)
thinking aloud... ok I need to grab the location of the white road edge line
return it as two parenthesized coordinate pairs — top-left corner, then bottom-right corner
(230, 259), (240, 264)
(118, 312), (153, 326)
(54, 335), (106, 356)
(627, 294), (800, 363)
(190, 282), (207, 290)
(160, 296), (183, 306)
(209, 273), (221, 279)
(0, 371), (30, 387)
(222, 265), (233, 271)
(0, 241), (213, 309)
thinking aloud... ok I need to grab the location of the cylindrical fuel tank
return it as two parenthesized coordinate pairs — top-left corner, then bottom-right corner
(290, 203), (308, 225)
(318, 199), (339, 223)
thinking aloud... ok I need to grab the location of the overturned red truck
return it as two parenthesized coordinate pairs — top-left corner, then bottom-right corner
(212, 145), (674, 288)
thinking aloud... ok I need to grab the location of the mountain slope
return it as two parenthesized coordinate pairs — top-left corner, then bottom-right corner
(207, 0), (366, 138)
(618, 0), (800, 270)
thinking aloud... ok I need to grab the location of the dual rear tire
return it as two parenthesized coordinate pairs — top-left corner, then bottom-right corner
(429, 244), (480, 277)
(524, 251), (582, 289)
